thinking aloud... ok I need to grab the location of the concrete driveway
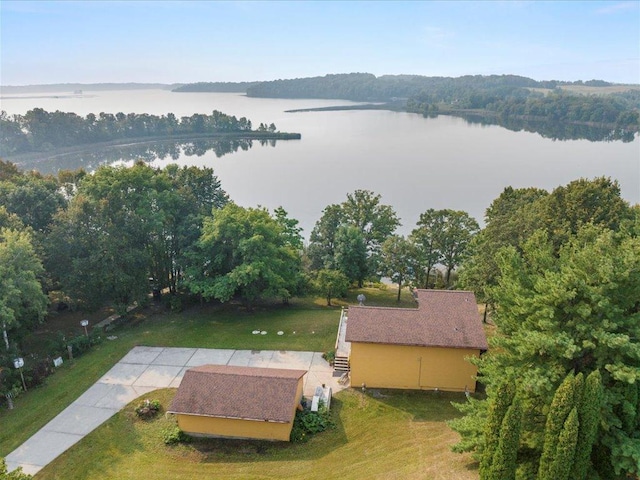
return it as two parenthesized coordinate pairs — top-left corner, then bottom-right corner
(5, 346), (347, 475)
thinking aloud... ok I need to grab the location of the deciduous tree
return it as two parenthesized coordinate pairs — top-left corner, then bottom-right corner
(434, 209), (479, 286)
(341, 189), (400, 255)
(379, 235), (415, 302)
(410, 209), (443, 289)
(186, 203), (302, 307)
(314, 269), (349, 306)
(0, 228), (48, 350)
(333, 226), (368, 286)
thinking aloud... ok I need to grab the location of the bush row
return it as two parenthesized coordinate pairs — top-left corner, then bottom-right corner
(0, 329), (103, 408)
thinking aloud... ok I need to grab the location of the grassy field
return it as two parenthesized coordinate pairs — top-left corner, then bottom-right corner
(0, 287), (417, 456)
(35, 388), (478, 480)
(1, 286), (480, 479)
(529, 84), (640, 96)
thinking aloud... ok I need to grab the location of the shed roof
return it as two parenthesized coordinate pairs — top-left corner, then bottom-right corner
(168, 365), (306, 423)
(345, 290), (488, 350)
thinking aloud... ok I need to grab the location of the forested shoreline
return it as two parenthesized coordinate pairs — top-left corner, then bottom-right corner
(173, 73), (640, 141)
(0, 109), (298, 157)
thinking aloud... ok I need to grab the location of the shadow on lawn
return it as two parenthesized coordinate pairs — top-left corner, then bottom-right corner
(362, 388), (472, 422)
(188, 397), (348, 464)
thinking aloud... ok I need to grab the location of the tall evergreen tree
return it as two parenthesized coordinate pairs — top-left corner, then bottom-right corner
(620, 381), (638, 436)
(570, 370), (604, 480)
(488, 395), (522, 480)
(479, 381), (516, 478)
(451, 224), (640, 479)
(549, 408), (580, 480)
(538, 373), (577, 480)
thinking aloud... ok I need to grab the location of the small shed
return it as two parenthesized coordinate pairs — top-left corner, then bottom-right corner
(168, 365), (306, 441)
(346, 290), (488, 392)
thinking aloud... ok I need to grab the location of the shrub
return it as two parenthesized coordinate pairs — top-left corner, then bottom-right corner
(65, 330), (102, 359)
(1, 456), (32, 479)
(322, 350), (335, 365)
(165, 294), (183, 312)
(135, 399), (161, 419)
(23, 356), (55, 389)
(67, 335), (90, 356)
(290, 404), (334, 443)
(162, 425), (189, 445)
(45, 332), (67, 358)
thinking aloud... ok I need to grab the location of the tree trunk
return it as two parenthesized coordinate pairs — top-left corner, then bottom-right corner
(424, 266), (431, 289)
(2, 322), (8, 350)
(446, 266), (453, 287)
(483, 303), (489, 323)
(327, 295), (332, 307)
(397, 277), (402, 303)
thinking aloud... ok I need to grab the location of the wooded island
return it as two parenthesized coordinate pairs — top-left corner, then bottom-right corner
(0, 109), (300, 158)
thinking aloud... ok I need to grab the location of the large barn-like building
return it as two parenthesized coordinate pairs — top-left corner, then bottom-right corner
(345, 290), (487, 392)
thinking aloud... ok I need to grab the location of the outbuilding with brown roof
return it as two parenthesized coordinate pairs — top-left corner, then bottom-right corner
(345, 290), (487, 392)
(168, 365), (306, 441)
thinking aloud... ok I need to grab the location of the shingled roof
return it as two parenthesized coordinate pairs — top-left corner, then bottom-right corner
(168, 365), (306, 423)
(345, 290), (488, 350)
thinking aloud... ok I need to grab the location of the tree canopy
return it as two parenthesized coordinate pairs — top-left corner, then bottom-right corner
(0, 228), (48, 350)
(46, 162), (228, 311)
(0, 108), (289, 157)
(451, 225), (640, 478)
(185, 203), (303, 307)
(307, 190), (400, 286)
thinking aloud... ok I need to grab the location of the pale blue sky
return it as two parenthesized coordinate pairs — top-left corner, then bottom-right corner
(1, 0), (639, 85)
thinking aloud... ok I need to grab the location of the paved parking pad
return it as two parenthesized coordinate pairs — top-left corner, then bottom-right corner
(186, 348), (235, 366)
(151, 347), (197, 366)
(133, 365), (184, 388)
(5, 346), (347, 475)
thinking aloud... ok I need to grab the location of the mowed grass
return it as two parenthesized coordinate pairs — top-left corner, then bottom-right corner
(0, 287), (415, 456)
(3, 286), (480, 479)
(36, 388), (478, 480)
(0, 301), (335, 455)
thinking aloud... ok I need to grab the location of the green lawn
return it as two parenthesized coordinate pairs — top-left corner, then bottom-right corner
(1, 287), (479, 479)
(35, 388), (478, 480)
(0, 287), (415, 456)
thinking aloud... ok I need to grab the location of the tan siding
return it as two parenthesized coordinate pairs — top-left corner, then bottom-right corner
(177, 414), (293, 441)
(349, 343), (480, 392)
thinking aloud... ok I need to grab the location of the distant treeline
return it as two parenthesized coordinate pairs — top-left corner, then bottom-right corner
(173, 81), (259, 93)
(1, 83), (177, 94)
(173, 73), (640, 137)
(0, 109), (284, 157)
(243, 73), (554, 101)
(407, 90), (639, 133)
(174, 72), (623, 102)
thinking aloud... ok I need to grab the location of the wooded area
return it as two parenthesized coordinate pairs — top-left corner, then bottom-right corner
(0, 109), (285, 157)
(0, 158), (638, 478)
(173, 73), (640, 141)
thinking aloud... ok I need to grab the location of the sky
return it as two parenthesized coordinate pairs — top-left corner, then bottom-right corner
(1, 0), (639, 86)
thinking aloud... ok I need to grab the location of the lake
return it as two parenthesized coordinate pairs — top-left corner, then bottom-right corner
(1, 89), (638, 237)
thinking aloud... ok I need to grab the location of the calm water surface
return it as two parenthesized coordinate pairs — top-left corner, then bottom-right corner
(2, 89), (638, 237)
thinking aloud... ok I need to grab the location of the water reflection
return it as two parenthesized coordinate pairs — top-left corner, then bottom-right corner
(16, 137), (278, 174)
(457, 114), (636, 143)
